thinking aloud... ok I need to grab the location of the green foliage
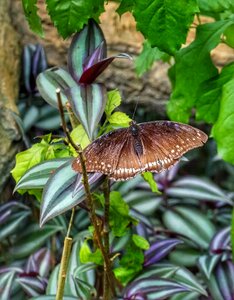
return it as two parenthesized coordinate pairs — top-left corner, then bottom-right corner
(105, 90), (122, 117)
(97, 191), (137, 237)
(116, 0), (134, 16)
(46, 0), (105, 38)
(212, 78), (234, 164)
(70, 124), (91, 151)
(133, 0), (199, 54)
(79, 240), (103, 265)
(224, 24), (234, 47)
(167, 19), (234, 123)
(142, 171), (159, 193)
(132, 234), (150, 250)
(196, 63), (234, 124)
(22, 0), (43, 36)
(114, 240), (144, 285)
(135, 41), (168, 77)
(108, 112), (131, 127)
(11, 134), (70, 199)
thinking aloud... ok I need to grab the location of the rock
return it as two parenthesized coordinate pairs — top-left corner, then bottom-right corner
(0, 0), (21, 196)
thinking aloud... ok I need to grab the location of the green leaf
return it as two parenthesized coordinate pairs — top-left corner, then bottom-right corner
(105, 90), (122, 116)
(232, 208), (234, 261)
(132, 234), (150, 250)
(22, 0), (43, 36)
(198, 0), (234, 14)
(46, 0), (105, 38)
(116, 0), (135, 16)
(133, 0), (199, 54)
(135, 40), (168, 76)
(163, 206), (216, 249)
(196, 62), (234, 124)
(70, 125), (91, 151)
(9, 224), (62, 259)
(142, 172), (159, 193)
(108, 112), (131, 126)
(212, 78), (234, 164)
(79, 240), (103, 265)
(114, 241), (144, 285)
(167, 19), (234, 123)
(224, 23), (234, 48)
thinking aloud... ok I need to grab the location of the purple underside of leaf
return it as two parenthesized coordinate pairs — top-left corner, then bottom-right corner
(210, 226), (230, 254)
(215, 261), (234, 299)
(68, 19), (106, 83)
(32, 44), (47, 79)
(79, 53), (132, 84)
(124, 276), (189, 299)
(83, 41), (106, 70)
(144, 239), (183, 267)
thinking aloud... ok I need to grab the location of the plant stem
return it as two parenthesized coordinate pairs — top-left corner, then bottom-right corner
(56, 89), (116, 297)
(56, 237), (72, 300)
(103, 177), (111, 300)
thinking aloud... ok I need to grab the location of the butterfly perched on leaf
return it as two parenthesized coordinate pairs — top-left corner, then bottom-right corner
(72, 121), (208, 181)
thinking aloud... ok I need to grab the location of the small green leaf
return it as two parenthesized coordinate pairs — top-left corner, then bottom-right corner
(135, 40), (168, 76)
(70, 125), (91, 151)
(46, 0), (105, 38)
(11, 143), (48, 184)
(132, 234), (150, 250)
(114, 241), (144, 285)
(224, 23), (234, 48)
(133, 0), (199, 54)
(105, 90), (122, 116)
(142, 172), (160, 193)
(108, 112), (131, 126)
(80, 240), (103, 265)
(22, 0), (43, 36)
(212, 78), (234, 164)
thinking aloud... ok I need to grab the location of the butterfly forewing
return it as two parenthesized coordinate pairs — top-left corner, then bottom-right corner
(72, 121), (208, 181)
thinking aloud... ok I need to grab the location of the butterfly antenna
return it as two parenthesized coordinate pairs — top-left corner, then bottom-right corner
(132, 99), (139, 121)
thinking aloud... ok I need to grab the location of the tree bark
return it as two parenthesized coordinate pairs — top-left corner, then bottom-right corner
(0, 0), (21, 198)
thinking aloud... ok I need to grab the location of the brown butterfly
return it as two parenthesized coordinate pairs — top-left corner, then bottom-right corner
(72, 121), (208, 181)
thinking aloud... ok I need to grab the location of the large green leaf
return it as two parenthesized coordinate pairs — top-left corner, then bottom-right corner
(22, 0), (43, 36)
(212, 78), (234, 164)
(133, 0), (199, 54)
(196, 62), (234, 124)
(46, 0), (104, 38)
(65, 83), (107, 140)
(163, 206), (216, 249)
(36, 67), (76, 108)
(167, 18), (234, 123)
(198, 0), (234, 13)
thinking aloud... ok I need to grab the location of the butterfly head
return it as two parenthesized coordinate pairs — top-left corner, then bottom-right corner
(129, 120), (139, 136)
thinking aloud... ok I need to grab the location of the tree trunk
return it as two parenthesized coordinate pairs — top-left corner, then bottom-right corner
(0, 0), (21, 198)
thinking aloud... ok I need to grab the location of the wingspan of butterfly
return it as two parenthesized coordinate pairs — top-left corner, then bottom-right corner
(72, 121), (208, 181)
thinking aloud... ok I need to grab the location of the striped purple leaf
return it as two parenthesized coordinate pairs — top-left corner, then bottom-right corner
(144, 239), (183, 267)
(210, 226), (231, 254)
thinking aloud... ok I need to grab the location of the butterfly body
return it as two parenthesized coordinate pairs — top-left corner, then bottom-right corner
(72, 121), (208, 181)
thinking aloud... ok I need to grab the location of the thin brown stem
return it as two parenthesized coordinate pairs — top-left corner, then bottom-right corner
(56, 89), (116, 297)
(103, 177), (111, 300)
(56, 237), (72, 300)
